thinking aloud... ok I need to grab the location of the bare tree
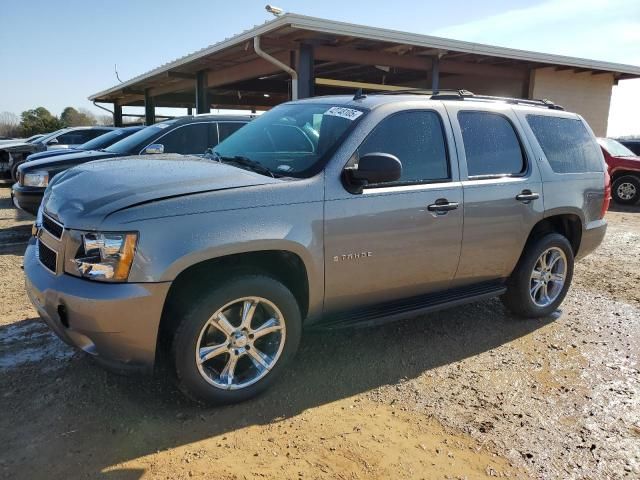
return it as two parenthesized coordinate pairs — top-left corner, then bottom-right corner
(0, 111), (20, 137)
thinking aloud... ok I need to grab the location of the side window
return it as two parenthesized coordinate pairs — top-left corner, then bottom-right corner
(77, 130), (107, 143)
(458, 111), (525, 177)
(526, 115), (603, 173)
(359, 111), (449, 185)
(218, 122), (246, 143)
(158, 123), (210, 154)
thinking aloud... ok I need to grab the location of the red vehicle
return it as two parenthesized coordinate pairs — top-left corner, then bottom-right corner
(597, 138), (640, 205)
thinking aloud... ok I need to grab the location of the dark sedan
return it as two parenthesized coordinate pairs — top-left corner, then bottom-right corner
(12, 115), (251, 215)
(25, 126), (143, 162)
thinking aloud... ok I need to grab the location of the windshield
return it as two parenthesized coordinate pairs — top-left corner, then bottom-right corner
(105, 120), (177, 154)
(34, 129), (67, 145)
(214, 103), (366, 177)
(598, 138), (636, 157)
(80, 128), (140, 151)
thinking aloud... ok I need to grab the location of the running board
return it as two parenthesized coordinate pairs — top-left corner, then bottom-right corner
(317, 281), (506, 330)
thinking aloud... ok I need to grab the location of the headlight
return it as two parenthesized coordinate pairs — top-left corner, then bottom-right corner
(22, 171), (49, 187)
(65, 232), (138, 282)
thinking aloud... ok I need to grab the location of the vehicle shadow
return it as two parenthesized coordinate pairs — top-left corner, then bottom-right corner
(609, 203), (640, 213)
(0, 300), (557, 479)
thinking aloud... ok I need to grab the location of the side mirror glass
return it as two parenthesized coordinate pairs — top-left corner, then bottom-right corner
(344, 153), (402, 193)
(47, 138), (59, 145)
(144, 143), (164, 155)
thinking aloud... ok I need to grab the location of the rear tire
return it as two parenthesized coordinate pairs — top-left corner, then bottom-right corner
(612, 175), (640, 205)
(501, 233), (574, 318)
(171, 274), (301, 404)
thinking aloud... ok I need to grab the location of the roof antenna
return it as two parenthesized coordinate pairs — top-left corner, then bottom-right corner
(353, 88), (366, 100)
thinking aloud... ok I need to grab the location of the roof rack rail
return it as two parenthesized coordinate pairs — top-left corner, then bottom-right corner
(462, 94), (565, 110)
(371, 88), (564, 110)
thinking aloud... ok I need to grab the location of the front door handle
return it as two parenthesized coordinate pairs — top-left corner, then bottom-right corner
(427, 199), (459, 214)
(516, 190), (540, 203)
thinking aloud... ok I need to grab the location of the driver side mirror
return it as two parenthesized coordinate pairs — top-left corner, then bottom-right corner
(343, 153), (402, 193)
(144, 144), (164, 155)
(47, 138), (58, 145)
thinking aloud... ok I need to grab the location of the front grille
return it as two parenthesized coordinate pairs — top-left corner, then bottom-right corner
(37, 240), (57, 273)
(42, 214), (63, 239)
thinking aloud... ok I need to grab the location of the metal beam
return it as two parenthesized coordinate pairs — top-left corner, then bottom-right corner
(113, 103), (123, 127)
(144, 89), (155, 125)
(314, 45), (527, 79)
(315, 78), (409, 91)
(207, 51), (293, 88)
(196, 70), (210, 114)
(296, 44), (315, 98)
(166, 71), (196, 79)
(431, 56), (440, 92)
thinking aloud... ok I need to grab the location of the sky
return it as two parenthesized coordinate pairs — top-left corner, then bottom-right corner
(0, 0), (638, 135)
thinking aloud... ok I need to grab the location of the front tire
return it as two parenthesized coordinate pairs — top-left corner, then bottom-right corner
(171, 274), (301, 404)
(612, 175), (640, 205)
(501, 233), (574, 318)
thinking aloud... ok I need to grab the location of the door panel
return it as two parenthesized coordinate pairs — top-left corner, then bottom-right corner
(445, 104), (544, 286)
(324, 184), (463, 312)
(322, 106), (463, 314)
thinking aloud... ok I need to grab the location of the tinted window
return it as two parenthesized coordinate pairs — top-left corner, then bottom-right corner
(459, 112), (525, 177)
(105, 120), (178, 154)
(359, 111), (449, 185)
(79, 128), (141, 150)
(527, 115), (603, 173)
(218, 122), (246, 142)
(159, 123), (211, 154)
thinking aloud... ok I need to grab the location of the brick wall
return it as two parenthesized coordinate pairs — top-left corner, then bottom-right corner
(531, 67), (614, 136)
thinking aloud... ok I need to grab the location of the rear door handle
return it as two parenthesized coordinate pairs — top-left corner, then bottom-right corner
(516, 190), (540, 203)
(427, 199), (459, 214)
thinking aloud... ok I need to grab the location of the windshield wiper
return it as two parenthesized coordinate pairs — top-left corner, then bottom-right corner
(214, 153), (276, 178)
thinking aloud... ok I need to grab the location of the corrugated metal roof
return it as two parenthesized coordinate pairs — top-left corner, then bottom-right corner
(89, 13), (640, 101)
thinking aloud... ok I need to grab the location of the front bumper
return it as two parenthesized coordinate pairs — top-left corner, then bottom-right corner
(24, 238), (171, 372)
(12, 184), (43, 216)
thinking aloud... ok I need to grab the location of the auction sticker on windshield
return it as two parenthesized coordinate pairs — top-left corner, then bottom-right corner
(325, 107), (364, 121)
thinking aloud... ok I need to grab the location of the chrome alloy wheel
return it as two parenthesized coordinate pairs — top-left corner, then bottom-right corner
(529, 247), (567, 307)
(617, 182), (637, 201)
(195, 296), (286, 390)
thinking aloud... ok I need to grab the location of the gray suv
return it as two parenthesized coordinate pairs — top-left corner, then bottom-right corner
(24, 91), (609, 404)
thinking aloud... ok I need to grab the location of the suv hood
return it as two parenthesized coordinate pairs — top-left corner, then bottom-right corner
(43, 154), (280, 229)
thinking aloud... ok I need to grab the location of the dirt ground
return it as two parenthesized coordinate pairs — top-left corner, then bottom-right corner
(0, 185), (638, 480)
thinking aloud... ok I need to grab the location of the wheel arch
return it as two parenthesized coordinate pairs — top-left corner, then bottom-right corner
(524, 213), (583, 258)
(155, 249), (311, 365)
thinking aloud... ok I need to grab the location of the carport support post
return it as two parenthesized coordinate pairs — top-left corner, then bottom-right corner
(196, 70), (210, 114)
(113, 103), (123, 127)
(431, 56), (440, 93)
(296, 44), (315, 99)
(144, 89), (155, 125)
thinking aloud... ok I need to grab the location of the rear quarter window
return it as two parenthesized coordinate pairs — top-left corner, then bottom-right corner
(526, 115), (603, 173)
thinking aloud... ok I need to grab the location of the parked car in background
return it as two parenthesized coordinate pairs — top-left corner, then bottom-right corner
(616, 138), (640, 156)
(0, 126), (114, 181)
(24, 92), (608, 404)
(597, 137), (640, 204)
(25, 126), (144, 163)
(12, 115), (251, 215)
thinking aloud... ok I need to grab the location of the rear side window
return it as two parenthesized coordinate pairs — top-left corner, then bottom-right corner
(218, 122), (246, 142)
(526, 115), (603, 173)
(458, 111), (525, 177)
(359, 110), (449, 185)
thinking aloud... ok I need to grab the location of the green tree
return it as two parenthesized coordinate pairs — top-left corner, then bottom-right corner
(19, 107), (63, 137)
(60, 106), (97, 127)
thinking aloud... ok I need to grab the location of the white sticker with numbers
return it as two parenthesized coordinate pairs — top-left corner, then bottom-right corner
(324, 107), (364, 121)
